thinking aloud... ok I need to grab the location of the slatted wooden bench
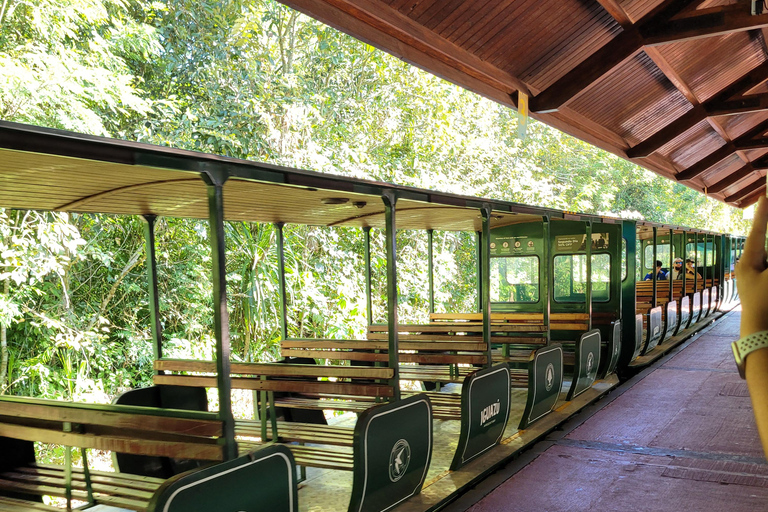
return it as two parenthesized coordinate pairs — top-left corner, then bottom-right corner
(153, 359), (392, 467)
(0, 395), (227, 511)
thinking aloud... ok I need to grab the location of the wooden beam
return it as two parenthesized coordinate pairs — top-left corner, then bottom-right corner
(282, 0), (531, 96)
(643, 2), (768, 46)
(529, 29), (643, 113)
(724, 177), (766, 202)
(595, 0), (632, 27)
(675, 143), (736, 181)
(738, 185), (767, 207)
(707, 93), (768, 116)
(627, 105), (706, 158)
(707, 164), (755, 194)
(628, 63), (768, 158)
(677, 118), (768, 180)
(529, 0), (705, 113)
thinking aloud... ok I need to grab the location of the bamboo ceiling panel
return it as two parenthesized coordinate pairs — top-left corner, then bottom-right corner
(282, 0), (768, 206)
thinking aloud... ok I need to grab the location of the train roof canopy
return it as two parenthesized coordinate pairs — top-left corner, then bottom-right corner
(279, 0), (768, 208)
(0, 122), (551, 231)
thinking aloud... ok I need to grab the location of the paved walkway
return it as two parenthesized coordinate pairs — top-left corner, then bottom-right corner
(460, 307), (768, 512)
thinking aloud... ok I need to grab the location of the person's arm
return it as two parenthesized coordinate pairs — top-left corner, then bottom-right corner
(737, 196), (768, 456)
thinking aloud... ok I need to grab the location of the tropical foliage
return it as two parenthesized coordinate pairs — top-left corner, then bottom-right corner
(0, 0), (752, 400)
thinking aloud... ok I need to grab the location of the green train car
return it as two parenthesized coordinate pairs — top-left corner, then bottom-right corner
(0, 121), (744, 512)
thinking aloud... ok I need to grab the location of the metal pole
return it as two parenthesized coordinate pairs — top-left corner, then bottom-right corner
(651, 227), (658, 309)
(276, 223), (288, 340)
(480, 206), (492, 368)
(142, 214), (163, 368)
(383, 192), (400, 401)
(364, 227), (373, 326)
(543, 217), (552, 346)
(669, 228), (674, 304)
(427, 229), (435, 314)
(586, 222), (592, 330)
(476, 231), (482, 313)
(203, 172), (236, 461)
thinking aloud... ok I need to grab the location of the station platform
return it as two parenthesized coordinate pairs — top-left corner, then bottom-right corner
(446, 307), (768, 512)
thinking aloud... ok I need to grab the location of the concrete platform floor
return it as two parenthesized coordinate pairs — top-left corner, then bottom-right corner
(453, 307), (768, 512)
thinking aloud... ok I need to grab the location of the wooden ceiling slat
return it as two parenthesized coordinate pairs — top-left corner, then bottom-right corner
(431, 0), (493, 34)
(440, 0), (499, 42)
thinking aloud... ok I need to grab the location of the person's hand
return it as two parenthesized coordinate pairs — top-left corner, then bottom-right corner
(736, 196), (768, 338)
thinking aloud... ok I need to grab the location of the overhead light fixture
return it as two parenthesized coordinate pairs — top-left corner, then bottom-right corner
(321, 197), (349, 205)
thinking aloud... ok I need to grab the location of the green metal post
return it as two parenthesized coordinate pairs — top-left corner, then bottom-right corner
(203, 171), (237, 461)
(651, 226), (658, 309)
(383, 192), (400, 401)
(586, 222), (592, 330)
(476, 231), (482, 313)
(669, 228), (674, 303)
(694, 232), (699, 303)
(543, 217), (552, 346)
(276, 223), (288, 340)
(142, 215), (163, 369)
(480, 205), (492, 368)
(364, 227), (373, 325)
(427, 229), (435, 314)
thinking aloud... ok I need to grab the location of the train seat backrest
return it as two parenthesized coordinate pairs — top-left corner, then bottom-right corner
(112, 385), (209, 479)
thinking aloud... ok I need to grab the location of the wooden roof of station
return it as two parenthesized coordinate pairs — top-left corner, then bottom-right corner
(280, 0), (768, 207)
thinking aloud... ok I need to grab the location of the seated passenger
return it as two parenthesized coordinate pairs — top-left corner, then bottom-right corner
(685, 259), (702, 279)
(672, 258), (684, 280)
(644, 260), (668, 281)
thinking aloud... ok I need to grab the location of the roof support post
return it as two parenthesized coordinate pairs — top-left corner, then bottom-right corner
(364, 227), (374, 326)
(276, 223), (288, 340)
(586, 222), (593, 331)
(427, 229), (435, 315)
(543, 217), (552, 344)
(669, 228), (674, 304)
(480, 205), (492, 368)
(383, 191), (400, 402)
(681, 230), (688, 315)
(141, 214), (163, 370)
(203, 171), (237, 461)
(652, 227), (658, 309)
(476, 231), (482, 313)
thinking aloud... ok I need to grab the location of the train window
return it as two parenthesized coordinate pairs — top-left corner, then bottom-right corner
(554, 254), (611, 303)
(490, 256), (539, 303)
(554, 254), (585, 302)
(685, 242), (714, 265)
(643, 244), (672, 269)
(591, 253), (611, 302)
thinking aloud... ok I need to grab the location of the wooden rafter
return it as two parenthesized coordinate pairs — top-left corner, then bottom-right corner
(627, 63), (768, 158)
(676, 117), (768, 181)
(724, 176), (766, 202)
(738, 185), (767, 206)
(531, 0), (768, 113)
(707, 164), (757, 194)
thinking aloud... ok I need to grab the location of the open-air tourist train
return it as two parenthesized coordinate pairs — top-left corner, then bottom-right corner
(0, 121), (744, 512)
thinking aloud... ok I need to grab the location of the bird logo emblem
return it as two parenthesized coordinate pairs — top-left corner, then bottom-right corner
(388, 439), (411, 482)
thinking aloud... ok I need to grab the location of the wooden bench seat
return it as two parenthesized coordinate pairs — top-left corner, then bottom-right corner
(429, 312), (589, 331)
(0, 395), (244, 511)
(0, 464), (164, 511)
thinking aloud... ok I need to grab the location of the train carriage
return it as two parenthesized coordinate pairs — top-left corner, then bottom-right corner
(0, 121), (743, 512)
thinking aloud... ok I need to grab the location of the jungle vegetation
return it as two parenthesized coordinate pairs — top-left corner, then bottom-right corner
(0, 0), (751, 402)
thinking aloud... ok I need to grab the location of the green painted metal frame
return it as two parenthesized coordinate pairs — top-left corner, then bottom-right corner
(364, 227), (373, 325)
(427, 229), (435, 314)
(480, 205), (492, 368)
(142, 214), (163, 368)
(619, 220), (637, 372)
(202, 171), (237, 461)
(383, 191), (400, 402)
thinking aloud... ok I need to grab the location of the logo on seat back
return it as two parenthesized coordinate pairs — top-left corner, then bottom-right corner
(586, 352), (595, 376)
(389, 439), (411, 482)
(545, 363), (555, 391)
